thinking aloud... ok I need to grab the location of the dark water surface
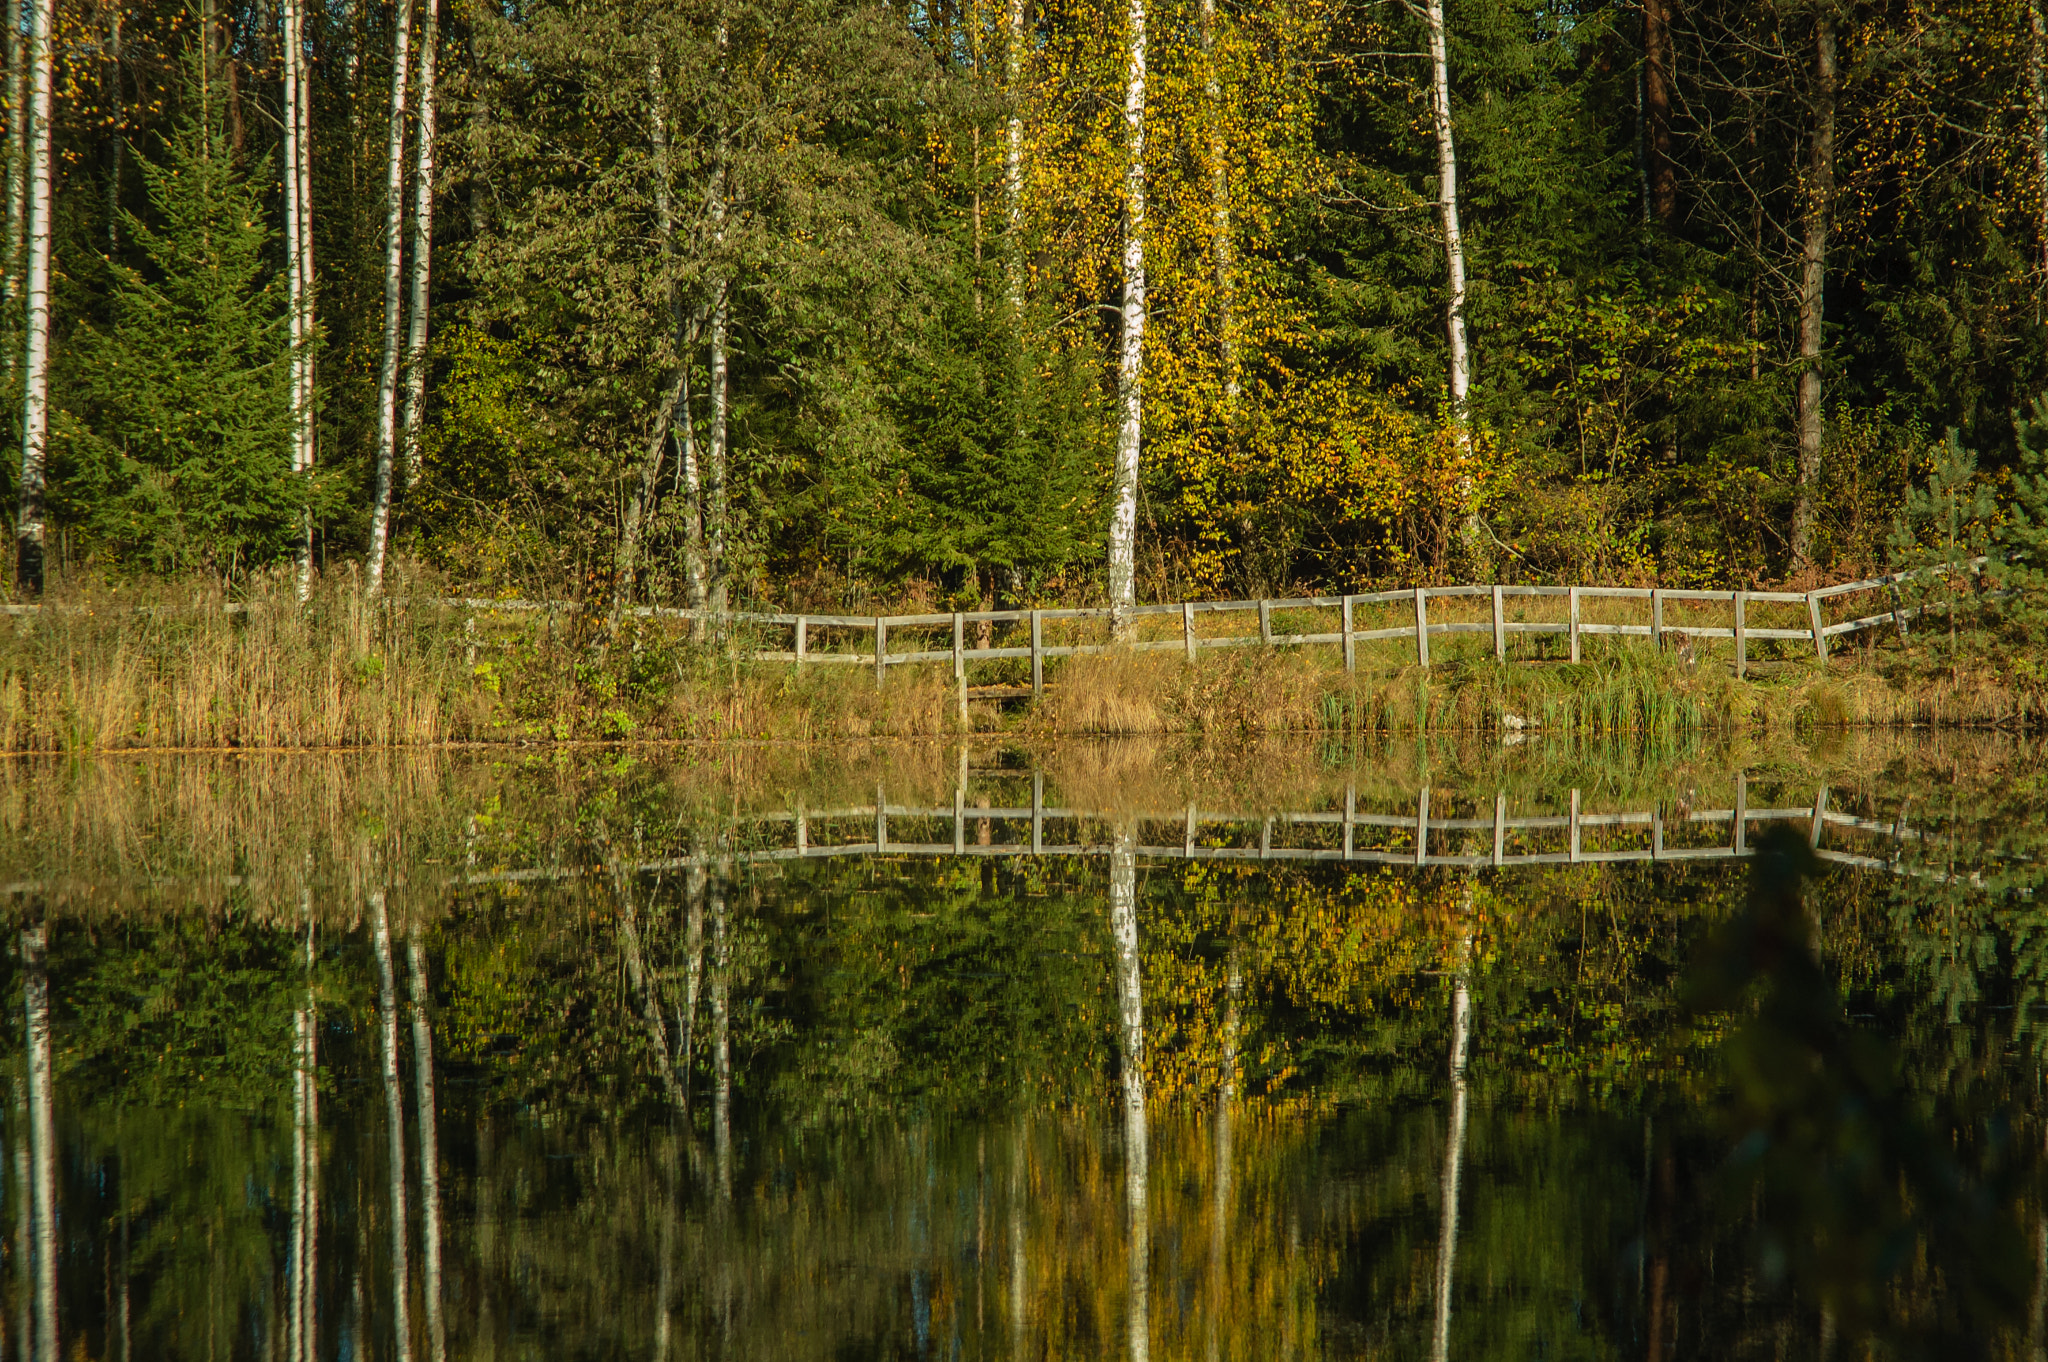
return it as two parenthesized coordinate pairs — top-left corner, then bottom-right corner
(0, 737), (2044, 1361)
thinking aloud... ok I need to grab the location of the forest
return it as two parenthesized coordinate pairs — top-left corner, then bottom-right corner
(3, 0), (2048, 615)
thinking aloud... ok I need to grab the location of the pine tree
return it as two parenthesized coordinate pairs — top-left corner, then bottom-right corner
(57, 56), (298, 576)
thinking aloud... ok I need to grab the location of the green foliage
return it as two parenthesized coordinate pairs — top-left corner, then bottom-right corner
(54, 57), (307, 576)
(1990, 395), (2048, 654)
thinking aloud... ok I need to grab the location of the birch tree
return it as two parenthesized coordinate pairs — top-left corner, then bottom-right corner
(14, 0), (52, 592)
(22, 923), (56, 1362)
(1108, 0), (1146, 636)
(1428, 926), (1473, 1362)
(398, 0), (444, 492)
(366, 0), (419, 595)
(283, 0), (315, 598)
(290, 907), (321, 1362)
(1417, 0), (1474, 555)
(408, 941), (448, 1362)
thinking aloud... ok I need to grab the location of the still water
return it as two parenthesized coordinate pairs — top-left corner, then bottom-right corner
(0, 735), (2042, 1361)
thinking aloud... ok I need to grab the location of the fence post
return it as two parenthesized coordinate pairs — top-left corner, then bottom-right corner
(1342, 594), (1357, 672)
(875, 616), (887, 687)
(1568, 587), (1581, 663)
(1569, 788), (1582, 862)
(1259, 599), (1273, 646)
(1734, 771), (1748, 856)
(1492, 791), (1506, 867)
(1031, 772), (1044, 855)
(1030, 610), (1044, 698)
(1184, 801), (1197, 858)
(1182, 601), (1196, 662)
(954, 784), (965, 855)
(1806, 591), (1827, 661)
(795, 615), (808, 670)
(1343, 786), (1356, 860)
(953, 611), (964, 679)
(1888, 581), (1910, 640)
(875, 784), (888, 852)
(1733, 592), (1746, 678)
(1491, 585), (1505, 663)
(1415, 785), (1430, 866)
(1810, 784), (1829, 850)
(1650, 590), (1663, 651)
(1413, 587), (1430, 667)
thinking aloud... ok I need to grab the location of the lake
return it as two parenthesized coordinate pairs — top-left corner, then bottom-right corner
(0, 731), (2041, 1360)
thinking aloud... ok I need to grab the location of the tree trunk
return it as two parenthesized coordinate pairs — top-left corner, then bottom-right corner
(397, 0), (442, 491)
(676, 864), (706, 1115)
(2030, 2), (2047, 293)
(705, 22), (732, 621)
(615, 861), (686, 1108)
(1789, 17), (1837, 571)
(365, 0), (418, 596)
(291, 901), (320, 1362)
(1423, 0), (1477, 562)
(4, 0), (24, 306)
(14, 0), (53, 592)
(370, 892), (414, 1362)
(1108, 0), (1146, 638)
(1428, 932), (1473, 1362)
(648, 57), (708, 618)
(1003, 0), (1025, 313)
(1205, 951), (1239, 1362)
(407, 941), (447, 1362)
(11, 1082), (29, 1362)
(712, 874), (732, 1200)
(1198, 0), (1234, 404)
(1108, 825), (1150, 1362)
(22, 925), (56, 1362)
(1643, 0), (1675, 223)
(283, 0), (317, 600)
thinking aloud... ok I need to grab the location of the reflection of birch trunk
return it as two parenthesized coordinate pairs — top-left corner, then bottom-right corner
(407, 941), (447, 1362)
(300, 902), (321, 1362)
(1109, 826), (1150, 1362)
(616, 864), (685, 1109)
(370, 892), (414, 1362)
(11, 1080), (29, 1362)
(676, 865), (706, 1118)
(1429, 933), (1473, 1362)
(1010, 1120), (1027, 1360)
(23, 924), (56, 1362)
(291, 1001), (315, 1362)
(712, 876), (732, 1200)
(1206, 952), (1240, 1362)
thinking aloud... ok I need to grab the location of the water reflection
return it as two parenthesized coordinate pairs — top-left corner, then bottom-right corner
(0, 742), (2040, 1359)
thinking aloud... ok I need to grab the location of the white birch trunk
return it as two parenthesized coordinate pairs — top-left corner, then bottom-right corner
(292, 1001), (317, 1362)
(370, 892), (414, 1362)
(4, 0), (24, 309)
(1108, 0), (1147, 637)
(705, 23), (731, 621)
(283, 0), (316, 600)
(365, 0), (418, 596)
(1205, 952), (1239, 1362)
(14, 0), (53, 592)
(397, 0), (442, 490)
(407, 942), (446, 1362)
(1789, 18), (1837, 570)
(295, 0), (317, 596)
(1003, 0), (1025, 313)
(11, 1083), (29, 1362)
(1422, 0), (1476, 558)
(22, 925), (56, 1362)
(649, 58), (708, 617)
(1108, 826), (1150, 1362)
(301, 908), (322, 1362)
(1428, 934), (1473, 1362)
(1198, 0), (1234, 404)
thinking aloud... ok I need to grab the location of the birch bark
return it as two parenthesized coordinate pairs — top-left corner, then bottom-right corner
(1108, 826), (1150, 1362)
(407, 942), (447, 1362)
(1428, 931), (1473, 1362)
(23, 924), (56, 1362)
(291, 902), (320, 1362)
(705, 22), (732, 620)
(1420, 0), (1476, 557)
(370, 892), (414, 1362)
(2029, 2), (2047, 290)
(1789, 17), (1837, 570)
(14, 0), (53, 592)
(283, 0), (316, 599)
(295, 0), (317, 593)
(1003, 0), (1025, 313)
(397, 0), (442, 491)
(712, 874), (732, 1200)
(4, 0), (23, 309)
(365, 0), (418, 595)
(1108, 0), (1146, 638)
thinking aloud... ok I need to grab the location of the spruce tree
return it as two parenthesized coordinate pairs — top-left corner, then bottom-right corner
(56, 52), (297, 576)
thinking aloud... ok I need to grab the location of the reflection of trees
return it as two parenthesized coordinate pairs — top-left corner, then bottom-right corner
(1110, 824), (1150, 1362)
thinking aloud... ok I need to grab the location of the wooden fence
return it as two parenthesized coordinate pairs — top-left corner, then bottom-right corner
(441, 558), (1984, 694)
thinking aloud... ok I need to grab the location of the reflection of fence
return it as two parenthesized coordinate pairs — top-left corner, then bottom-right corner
(438, 560), (1989, 693)
(468, 778), (1965, 885)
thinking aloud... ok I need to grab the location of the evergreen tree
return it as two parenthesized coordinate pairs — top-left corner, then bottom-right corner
(55, 55), (298, 576)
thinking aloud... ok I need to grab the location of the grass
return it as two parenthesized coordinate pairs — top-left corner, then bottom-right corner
(1, 567), (2041, 752)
